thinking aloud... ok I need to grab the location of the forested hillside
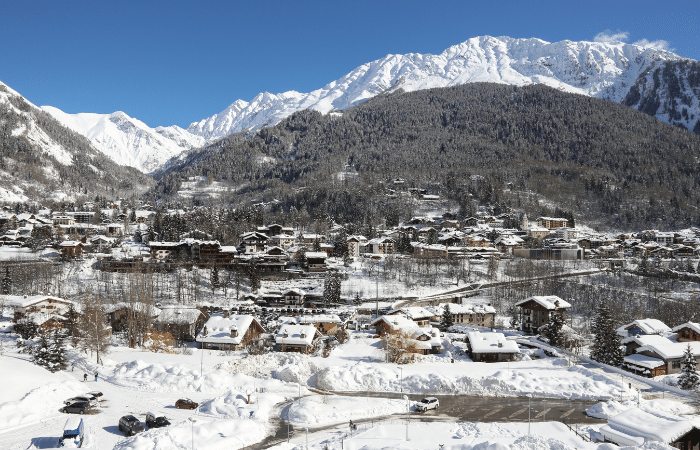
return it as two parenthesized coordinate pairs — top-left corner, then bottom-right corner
(154, 83), (700, 230)
(0, 84), (153, 203)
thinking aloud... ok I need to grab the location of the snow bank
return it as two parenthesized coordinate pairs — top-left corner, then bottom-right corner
(286, 395), (407, 427)
(95, 358), (303, 396)
(114, 417), (266, 450)
(199, 389), (286, 422)
(585, 398), (696, 419)
(219, 353), (321, 384)
(0, 379), (86, 429)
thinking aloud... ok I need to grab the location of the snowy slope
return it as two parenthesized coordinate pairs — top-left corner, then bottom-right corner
(187, 36), (690, 141)
(41, 106), (206, 173)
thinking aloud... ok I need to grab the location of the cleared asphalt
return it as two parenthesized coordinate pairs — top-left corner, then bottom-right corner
(247, 393), (604, 449)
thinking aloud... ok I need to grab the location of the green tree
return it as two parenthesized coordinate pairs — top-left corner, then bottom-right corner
(539, 310), (565, 348)
(1, 267), (11, 294)
(440, 303), (454, 331)
(590, 301), (624, 366)
(247, 260), (261, 293)
(678, 344), (700, 390)
(210, 265), (220, 293)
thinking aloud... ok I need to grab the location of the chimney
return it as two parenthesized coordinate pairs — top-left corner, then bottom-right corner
(224, 310), (229, 318)
(282, 329), (288, 338)
(203, 326), (208, 336)
(498, 341), (503, 348)
(300, 331), (306, 339)
(230, 325), (238, 338)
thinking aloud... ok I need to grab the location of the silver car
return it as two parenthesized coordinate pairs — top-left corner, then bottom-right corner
(415, 397), (439, 412)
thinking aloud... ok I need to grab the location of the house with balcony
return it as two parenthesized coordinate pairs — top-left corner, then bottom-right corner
(515, 295), (571, 334)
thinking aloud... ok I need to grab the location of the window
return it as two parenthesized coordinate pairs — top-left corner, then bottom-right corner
(672, 360), (681, 369)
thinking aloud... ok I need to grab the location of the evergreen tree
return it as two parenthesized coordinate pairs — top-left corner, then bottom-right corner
(638, 257), (650, 274)
(297, 248), (307, 269)
(678, 344), (700, 390)
(210, 265), (220, 293)
(14, 317), (38, 340)
(33, 330), (51, 370)
(323, 272), (342, 307)
(685, 259), (697, 274)
(247, 260), (261, 293)
(44, 329), (68, 372)
(539, 310), (565, 348)
(333, 229), (349, 259)
(440, 303), (454, 331)
(1, 267), (11, 295)
(590, 301), (624, 366)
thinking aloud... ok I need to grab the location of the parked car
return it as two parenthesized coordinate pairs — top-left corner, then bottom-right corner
(61, 402), (91, 415)
(415, 397), (439, 412)
(87, 391), (103, 399)
(58, 417), (84, 447)
(175, 398), (198, 409)
(118, 415), (145, 436)
(64, 396), (97, 406)
(145, 412), (171, 428)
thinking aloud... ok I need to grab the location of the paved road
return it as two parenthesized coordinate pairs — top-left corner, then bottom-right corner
(248, 393), (604, 449)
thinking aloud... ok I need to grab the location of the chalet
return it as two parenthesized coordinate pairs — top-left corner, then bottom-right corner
(297, 314), (344, 336)
(515, 295), (571, 334)
(319, 243), (334, 257)
(617, 319), (671, 338)
(634, 341), (700, 375)
(412, 327), (443, 355)
(305, 252), (327, 272)
(387, 307), (433, 327)
(654, 232), (675, 245)
(673, 322), (700, 342)
(150, 241), (185, 260)
(282, 289), (305, 306)
(577, 238), (604, 250)
(105, 302), (161, 333)
(621, 334), (674, 356)
(153, 306), (208, 342)
(623, 353), (667, 377)
(275, 324), (321, 353)
(240, 232), (268, 254)
(89, 235), (115, 251)
(466, 331), (520, 362)
(299, 233), (326, 246)
(60, 241), (84, 258)
(270, 234), (296, 250)
(370, 315), (419, 336)
(595, 407), (700, 447)
(196, 314), (265, 351)
(347, 235), (368, 257)
(8, 295), (75, 321)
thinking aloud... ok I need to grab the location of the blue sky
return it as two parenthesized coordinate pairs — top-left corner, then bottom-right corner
(1, 0), (698, 128)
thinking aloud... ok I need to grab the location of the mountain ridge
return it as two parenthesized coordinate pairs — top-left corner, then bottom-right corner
(39, 36), (700, 173)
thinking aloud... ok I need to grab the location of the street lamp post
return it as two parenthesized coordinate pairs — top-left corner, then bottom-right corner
(543, 400), (546, 422)
(305, 427), (308, 450)
(188, 417), (195, 450)
(527, 395), (531, 436)
(399, 367), (403, 393)
(403, 394), (410, 441)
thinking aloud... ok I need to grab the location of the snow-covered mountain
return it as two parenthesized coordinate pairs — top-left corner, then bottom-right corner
(0, 81), (152, 203)
(40, 36), (700, 173)
(186, 36), (695, 141)
(41, 107), (206, 173)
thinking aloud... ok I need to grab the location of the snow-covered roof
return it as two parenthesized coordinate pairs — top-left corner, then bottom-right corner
(672, 322), (700, 335)
(388, 306), (434, 320)
(514, 296), (571, 310)
(275, 324), (318, 346)
(432, 303), (496, 316)
(297, 314), (341, 324)
(5, 295), (73, 308)
(104, 302), (161, 316)
(621, 334), (674, 347)
(154, 307), (203, 324)
(196, 314), (261, 344)
(467, 331), (519, 354)
(59, 240), (83, 247)
(623, 354), (665, 369)
(370, 315), (420, 333)
(304, 252), (327, 259)
(603, 407), (700, 444)
(619, 319), (671, 336)
(637, 341), (700, 360)
(412, 327), (443, 350)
